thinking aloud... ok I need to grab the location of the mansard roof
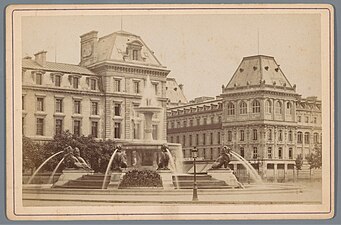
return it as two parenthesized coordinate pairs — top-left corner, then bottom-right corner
(96, 30), (164, 67)
(22, 58), (95, 75)
(166, 78), (188, 105)
(226, 55), (292, 88)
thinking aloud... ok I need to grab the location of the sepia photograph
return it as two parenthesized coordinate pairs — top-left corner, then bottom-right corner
(6, 4), (334, 220)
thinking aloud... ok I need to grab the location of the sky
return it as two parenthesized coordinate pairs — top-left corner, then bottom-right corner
(21, 12), (322, 100)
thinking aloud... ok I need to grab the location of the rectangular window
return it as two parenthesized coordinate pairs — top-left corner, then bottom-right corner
(203, 133), (206, 145)
(36, 97), (44, 111)
(36, 118), (44, 136)
(189, 120), (193, 127)
(73, 120), (81, 136)
(91, 102), (98, 115)
(253, 147), (258, 159)
(55, 119), (63, 135)
(268, 147), (272, 159)
(240, 147), (245, 158)
(55, 75), (61, 87)
(278, 147), (283, 159)
(210, 133), (213, 145)
(90, 79), (96, 90)
(55, 99), (63, 113)
(176, 136), (180, 143)
(196, 118), (200, 126)
(253, 129), (257, 140)
(289, 148), (293, 159)
(278, 130), (283, 141)
(240, 130), (244, 141)
(217, 132), (221, 144)
(134, 81), (140, 94)
(297, 132), (303, 144)
(182, 135), (186, 147)
(114, 79), (121, 92)
(22, 96), (25, 110)
(170, 136), (173, 143)
(203, 118), (207, 125)
(298, 116), (301, 122)
(183, 120), (187, 127)
(74, 100), (81, 114)
(114, 122), (121, 138)
(36, 73), (42, 85)
(153, 83), (158, 95)
(189, 135), (192, 147)
(304, 133), (310, 144)
(313, 117), (317, 123)
(227, 131), (232, 142)
(133, 122), (140, 139)
(114, 103), (121, 116)
(73, 77), (79, 89)
(196, 134), (199, 146)
(91, 121), (98, 138)
(305, 116), (309, 123)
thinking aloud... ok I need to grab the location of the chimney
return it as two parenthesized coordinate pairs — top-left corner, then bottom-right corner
(80, 31), (98, 66)
(179, 84), (183, 91)
(34, 50), (47, 66)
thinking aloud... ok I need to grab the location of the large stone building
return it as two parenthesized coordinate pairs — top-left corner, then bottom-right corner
(167, 55), (322, 180)
(22, 30), (186, 142)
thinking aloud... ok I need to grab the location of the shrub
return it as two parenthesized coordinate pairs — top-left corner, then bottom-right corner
(119, 169), (162, 188)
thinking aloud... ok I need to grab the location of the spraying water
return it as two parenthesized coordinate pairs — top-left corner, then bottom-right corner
(165, 148), (180, 189)
(27, 150), (64, 184)
(102, 148), (118, 189)
(231, 151), (263, 184)
(48, 156), (65, 184)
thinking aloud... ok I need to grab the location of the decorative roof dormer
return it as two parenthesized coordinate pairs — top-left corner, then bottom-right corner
(124, 40), (145, 62)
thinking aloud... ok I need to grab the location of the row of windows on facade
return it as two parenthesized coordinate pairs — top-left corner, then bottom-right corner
(238, 146), (294, 160)
(23, 96), (122, 116)
(297, 115), (318, 124)
(23, 116), (122, 139)
(169, 116), (222, 129)
(225, 100), (294, 115)
(182, 146), (294, 160)
(225, 129), (320, 144)
(168, 103), (223, 116)
(31, 73), (98, 90)
(168, 132), (221, 147)
(31, 73), (160, 95)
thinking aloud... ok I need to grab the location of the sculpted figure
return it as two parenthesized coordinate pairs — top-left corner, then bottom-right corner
(63, 146), (92, 170)
(211, 146), (232, 169)
(112, 145), (128, 172)
(157, 144), (170, 170)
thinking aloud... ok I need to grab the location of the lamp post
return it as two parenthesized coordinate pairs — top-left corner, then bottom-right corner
(191, 147), (198, 201)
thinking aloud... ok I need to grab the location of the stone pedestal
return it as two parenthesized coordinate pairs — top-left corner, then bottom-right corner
(207, 169), (244, 189)
(53, 168), (94, 187)
(157, 170), (174, 190)
(108, 172), (125, 189)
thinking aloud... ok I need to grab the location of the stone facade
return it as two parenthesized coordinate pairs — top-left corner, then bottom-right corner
(22, 30), (185, 143)
(167, 55), (322, 180)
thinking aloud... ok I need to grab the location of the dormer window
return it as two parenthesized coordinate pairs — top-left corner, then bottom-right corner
(90, 79), (96, 90)
(73, 77), (79, 89)
(55, 75), (61, 87)
(36, 73), (42, 85)
(133, 50), (138, 60)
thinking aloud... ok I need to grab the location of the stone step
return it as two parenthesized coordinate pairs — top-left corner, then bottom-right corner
(173, 175), (213, 181)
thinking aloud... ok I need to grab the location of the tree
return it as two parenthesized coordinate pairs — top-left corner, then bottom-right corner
(295, 154), (304, 179)
(23, 131), (117, 174)
(306, 144), (322, 170)
(22, 136), (42, 173)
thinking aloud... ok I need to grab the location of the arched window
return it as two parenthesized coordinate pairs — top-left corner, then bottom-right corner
(265, 100), (272, 113)
(252, 100), (260, 113)
(275, 101), (282, 114)
(286, 102), (292, 115)
(297, 132), (303, 144)
(304, 132), (310, 144)
(239, 101), (247, 114)
(227, 102), (235, 115)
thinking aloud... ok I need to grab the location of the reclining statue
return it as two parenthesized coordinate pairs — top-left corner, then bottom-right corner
(211, 146), (232, 169)
(63, 146), (92, 170)
(157, 144), (170, 170)
(112, 145), (128, 172)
